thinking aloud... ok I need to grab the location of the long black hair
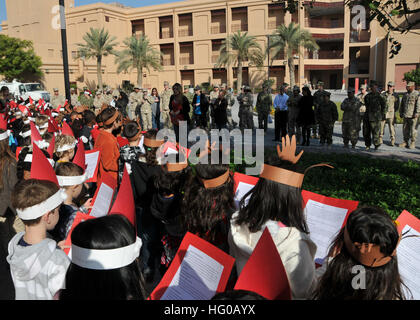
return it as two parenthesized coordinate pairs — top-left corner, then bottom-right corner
(234, 157), (308, 234)
(60, 214), (147, 300)
(312, 206), (408, 300)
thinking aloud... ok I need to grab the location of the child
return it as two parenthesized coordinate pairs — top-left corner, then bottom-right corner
(51, 162), (92, 243)
(35, 115), (49, 136)
(18, 124), (31, 147)
(79, 109), (96, 150)
(229, 136), (317, 299)
(54, 134), (77, 163)
(316, 91), (338, 147)
(7, 179), (70, 300)
(17, 147), (54, 182)
(59, 214), (146, 300)
(312, 206), (407, 300)
(119, 121), (145, 182)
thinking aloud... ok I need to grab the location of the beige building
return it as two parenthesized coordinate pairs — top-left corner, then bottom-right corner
(1, 0), (419, 94)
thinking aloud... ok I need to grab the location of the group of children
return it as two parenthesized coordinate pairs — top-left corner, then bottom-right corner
(0, 98), (411, 300)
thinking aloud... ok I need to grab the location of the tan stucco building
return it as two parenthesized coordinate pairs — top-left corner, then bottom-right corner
(1, 0), (419, 94)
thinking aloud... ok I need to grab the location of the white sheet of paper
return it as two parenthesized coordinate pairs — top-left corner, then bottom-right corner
(138, 136), (145, 153)
(397, 225), (420, 300)
(89, 183), (114, 218)
(305, 199), (348, 264)
(85, 151), (100, 180)
(234, 182), (255, 209)
(160, 245), (224, 300)
(165, 147), (178, 155)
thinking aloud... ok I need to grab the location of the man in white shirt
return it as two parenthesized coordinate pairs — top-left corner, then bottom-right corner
(273, 86), (289, 141)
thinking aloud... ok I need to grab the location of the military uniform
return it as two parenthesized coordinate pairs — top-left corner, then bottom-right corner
(316, 92), (338, 145)
(312, 86), (325, 139)
(380, 83), (400, 146)
(237, 88), (254, 130)
(363, 85), (387, 149)
(256, 87), (272, 132)
(160, 86), (173, 129)
(341, 94), (361, 148)
(399, 83), (419, 149)
(222, 85), (236, 128)
(80, 93), (94, 109)
(70, 90), (80, 108)
(93, 91), (105, 115)
(128, 89), (144, 121)
(50, 89), (66, 109)
(137, 93), (154, 131)
(287, 88), (302, 142)
(103, 89), (113, 106)
(357, 86), (368, 131)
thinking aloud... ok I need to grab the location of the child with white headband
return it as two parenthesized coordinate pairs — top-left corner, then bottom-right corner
(54, 134), (77, 163)
(6, 179), (70, 300)
(58, 214), (146, 300)
(50, 162), (92, 243)
(35, 115), (49, 136)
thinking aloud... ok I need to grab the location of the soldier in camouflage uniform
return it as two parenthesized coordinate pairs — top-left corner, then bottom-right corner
(136, 89), (154, 131)
(256, 83), (272, 133)
(287, 86), (302, 143)
(70, 88), (80, 109)
(380, 81), (400, 146)
(237, 85), (254, 130)
(363, 81), (387, 150)
(312, 81), (326, 139)
(341, 88), (361, 148)
(103, 87), (113, 106)
(50, 88), (66, 109)
(220, 83), (236, 129)
(399, 81), (419, 149)
(80, 90), (94, 109)
(316, 91), (338, 147)
(160, 81), (173, 129)
(128, 86), (143, 121)
(357, 84), (368, 132)
(93, 90), (105, 115)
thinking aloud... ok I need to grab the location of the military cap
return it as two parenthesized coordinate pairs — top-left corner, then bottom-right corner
(70, 87), (75, 91)
(53, 88), (59, 92)
(317, 81), (324, 86)
(387, 81), (395, 87)
(134, 86), (140, 90)
(194, 85), (201, 91)
(360, 84), (367, 90)
(407, 81), (415, 87)
(213, 84), (219, 88)
(112, 89), (120, 97)
(163, 81), (169, 86)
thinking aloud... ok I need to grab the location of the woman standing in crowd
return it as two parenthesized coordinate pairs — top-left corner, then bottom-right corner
(151, 88), (161, 130)
(213, 90), (228, 130)
(169, 83), (191, 141)
(297, 86), (315, 146)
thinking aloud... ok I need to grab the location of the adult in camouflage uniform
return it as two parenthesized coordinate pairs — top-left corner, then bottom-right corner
(357, 84), (368, 132)
(399, 81), (419, 149)
(341, 88), (361, 148)
(363, 81), (387, 150)
(70, 88), (80, 108)
(256, 83), (272, 133)
(237, 85), (254, 130)
(50, 88), (66, 109)
(93, 90), (105, 115)
(312, 81), (326, 139)
(316, 91), (338, 146)
(103, 87), (113, 106)
(160, 81), (173, 129)
(128, 86), (143, 121)
(80, 90), (94, 109)
(136, 89), (154, 131)
(220, 84), (236, 129)
(380, 81), (400, 146)
(287, 86), (302, 143)
(209, 84), (220, 129)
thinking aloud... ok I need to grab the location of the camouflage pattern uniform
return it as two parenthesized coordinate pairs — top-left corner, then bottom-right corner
(380, 83), (400, 146)
(256, 86), (272, 132)
(128, 89), (143, 121)
(160, 86), (173, 129)
(287, 87), (302, 143)
(221, 84), (236, 129)
(399, 83), (419, 149)
(93, 91), (105, 115)
(137, 92), (154, 131)
(316, 92), (338, 145)
(103, 89), (113, 106)
(50, 90), (66, 109)
(237, 87), (254, 130)
(363, 85), (387, 149)
(70, 90), (80, 108)
(80, 93), (94, 109)
(357, 87), (368, 132)
(341, 94), (361, 148)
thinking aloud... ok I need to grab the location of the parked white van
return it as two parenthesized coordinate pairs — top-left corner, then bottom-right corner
(0, 79), (50, 102)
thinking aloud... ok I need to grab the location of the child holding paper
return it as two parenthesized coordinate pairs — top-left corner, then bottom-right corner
(7, 179), (70, 300)
(51, 162), (92, 243)
(312, 206), (408, 300)
(59, 214), (146, 300)
(54, 134), (77, 163)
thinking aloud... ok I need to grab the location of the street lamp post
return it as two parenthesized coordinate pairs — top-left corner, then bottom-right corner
(59, 0), (71, 104)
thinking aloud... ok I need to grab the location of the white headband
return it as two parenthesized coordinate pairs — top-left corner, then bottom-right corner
(20, 130), (31, 138)
(23, 154), (55, 167)
(70, 237), (142, 270)
(52, 112), (58, 117)
(57, 173), (87, 187)
(16, 189), (67, 220)
(28, 117), (35, 122)
(34, 140), (50, 149)
(37, 123), (49, 129)
(56, 142), (77, 152)
(23, 120), (30, 125)
(0, 131), (8, 141)
(15, 111), (22, 116)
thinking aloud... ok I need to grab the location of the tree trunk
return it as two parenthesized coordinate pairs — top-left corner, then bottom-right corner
(137, 67), (143, 88)
(288, 57), (295, 88)
(97, 55), (103, 92)
(237, 61), (243, 93)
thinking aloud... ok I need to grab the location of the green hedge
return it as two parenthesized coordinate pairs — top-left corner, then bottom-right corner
(230, 150), (420, 220)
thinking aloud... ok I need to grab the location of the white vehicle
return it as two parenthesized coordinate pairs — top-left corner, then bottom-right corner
(0, 79), (50, 102)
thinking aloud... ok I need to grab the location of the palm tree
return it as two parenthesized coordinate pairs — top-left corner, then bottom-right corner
(77, 27), (118, 91)
(268, 22), (319, 88)
(114, 35), (162, 88)
(216, 31), (264, 92)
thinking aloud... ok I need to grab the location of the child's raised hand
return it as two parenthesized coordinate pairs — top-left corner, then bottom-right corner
(57, 240), (70, 251)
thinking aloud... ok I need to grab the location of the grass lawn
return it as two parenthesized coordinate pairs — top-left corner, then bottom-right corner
(231, 150), (420, 220)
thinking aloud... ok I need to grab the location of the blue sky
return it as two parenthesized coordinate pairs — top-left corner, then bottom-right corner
(0, 0), (181, 29)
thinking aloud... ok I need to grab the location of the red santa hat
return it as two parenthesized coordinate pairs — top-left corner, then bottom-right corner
(30, 122), (43, 145)
(0, 114), (7, 130)
(61, 120), (75, 137)
(47, 135), (55, 158)
(30, 143), (59, 185)
(72, 139), (86, 170)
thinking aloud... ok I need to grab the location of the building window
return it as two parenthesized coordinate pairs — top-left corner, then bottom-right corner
(105, 16), (110, 22)
(48, 49), (54, 58)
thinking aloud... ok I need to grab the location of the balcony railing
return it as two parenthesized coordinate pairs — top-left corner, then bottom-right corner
(178, 29), (192, 37)
(350, 30), (371, 43)
(305, 50), (343, 59)
(305, 18), (344, 28)
(179, 57), (193, 65)
(160, 30), (174, 39)
(231, 23), (248, 32)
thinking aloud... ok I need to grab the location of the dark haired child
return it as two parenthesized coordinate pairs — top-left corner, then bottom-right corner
(79, 109), (96, 150)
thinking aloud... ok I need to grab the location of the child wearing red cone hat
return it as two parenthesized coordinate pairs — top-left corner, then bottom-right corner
(54, 134), (77, 164)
